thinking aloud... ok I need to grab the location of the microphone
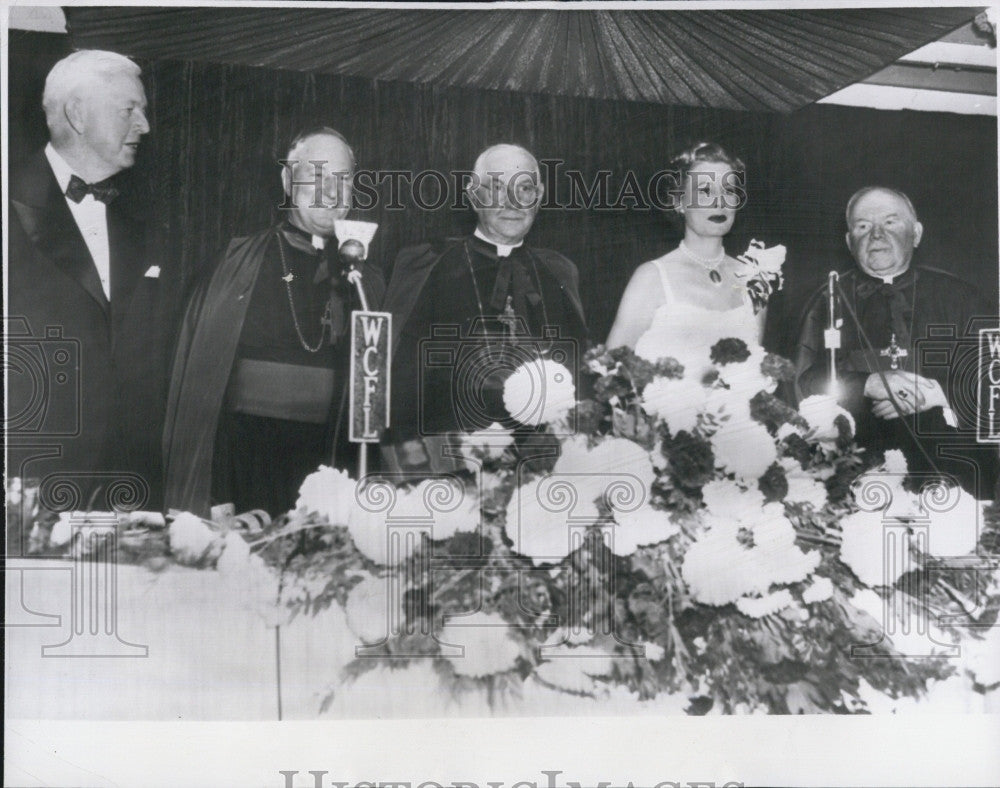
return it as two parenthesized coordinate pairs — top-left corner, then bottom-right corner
(333, 220), (379, 311)
(338, 238), (366, 266)
(824, 271), (842, 393)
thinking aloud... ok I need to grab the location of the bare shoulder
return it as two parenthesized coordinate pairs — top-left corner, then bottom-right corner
(629, 260), (664, 289)
(628, 260), (663, 301)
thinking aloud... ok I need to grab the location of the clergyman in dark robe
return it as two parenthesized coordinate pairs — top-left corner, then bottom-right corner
(381, 143), (588, 473)
(795, 186), (997, 498)
(162, 128), (384, 517)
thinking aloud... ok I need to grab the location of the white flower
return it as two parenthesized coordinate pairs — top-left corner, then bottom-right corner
(681, 519), (751, 605)
(347, 491), (426, 566)
(534, 660), (597, 695)
(641, 375), (705, 434)
(504, 477), (594, 566)
(882, 449), (909, 476)
(440, 611), (521, 677)
(850, 471), (922, 519)
(169, 512), (222, 565)
(784, 471), (828, 509)
(545, 627), (594, 647)
(533, 646), (614, 695)
(296, 465), (357, 525)
(736, 590), (794, 618)
(587, 357), (615, 376)
(798, 395), (855, 447)
(776, 422), (803, 441)
(925, 488), (981, 557)
(216, 528), (251, 568)
(702, 385), (753, 430)
(50, 513), (77, 547)
(681, 506), (819, 606)
(965, 625), (1000, 687)
(502, 359), (575, 427)
(536, 643), (615, 693)
(643, 642), (666, 662)
(459, 423), (514, 464)
(740, 240), (786, 276)
(553, 435), (656, 509)
(610, 505), (680, 555)
(753, 504), (821, 586)
(802, 576), (834, 604)
(635, 324), (744, 382)
(711, 420), (777, 480)
(411, 478), (481, 541)
(839, 509), (904, 587)
(717, 349), (778, 399)
(849, 589), (885, 625)
(344, 575), (390, 644)
(701, 480), (765, 521)
(7, 477), (23, 506)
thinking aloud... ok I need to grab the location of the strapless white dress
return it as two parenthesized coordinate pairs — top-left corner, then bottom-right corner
(634, 252), (759, 381)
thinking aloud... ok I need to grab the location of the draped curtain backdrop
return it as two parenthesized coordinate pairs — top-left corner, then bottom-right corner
(9, 30), (998, 356)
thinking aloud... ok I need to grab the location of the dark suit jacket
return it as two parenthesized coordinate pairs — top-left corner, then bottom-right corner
(8, 150), (172, 509)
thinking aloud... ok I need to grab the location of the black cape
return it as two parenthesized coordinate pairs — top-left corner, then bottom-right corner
(380, 235), (588, 472)
(794, 263), (997, 497)
(162, 227), (384, 515)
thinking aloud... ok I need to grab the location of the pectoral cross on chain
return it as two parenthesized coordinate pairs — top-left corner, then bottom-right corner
(498, 295), (518, 342)
(880, 333), (908, 371)
(319, 299), (337, 345)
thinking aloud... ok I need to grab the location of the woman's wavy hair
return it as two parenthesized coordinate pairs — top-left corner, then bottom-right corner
(667, 141), (745, 216)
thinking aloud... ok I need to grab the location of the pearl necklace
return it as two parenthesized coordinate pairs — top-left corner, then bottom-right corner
(679, 240), (725, 284)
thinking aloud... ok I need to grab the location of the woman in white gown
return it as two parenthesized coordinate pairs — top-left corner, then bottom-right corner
(607, 142), (765, 375)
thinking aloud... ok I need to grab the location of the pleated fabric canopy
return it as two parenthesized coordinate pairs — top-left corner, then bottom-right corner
(65, 6), (981, 111)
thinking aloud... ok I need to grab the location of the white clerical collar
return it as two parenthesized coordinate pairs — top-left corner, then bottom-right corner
(45, 142), (83, 193)
(474, 227), (523, 258)
(878, 268), (910, 285)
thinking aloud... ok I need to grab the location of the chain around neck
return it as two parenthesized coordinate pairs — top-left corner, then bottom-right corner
(276, 232), (330, 353)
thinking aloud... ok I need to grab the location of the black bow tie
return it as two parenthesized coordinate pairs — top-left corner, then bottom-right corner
(65, 174), (119, 204)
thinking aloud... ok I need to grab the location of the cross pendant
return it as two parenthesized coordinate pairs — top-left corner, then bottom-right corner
(320, 301), (336, 344)
(879, 332), (908, 370)
(498, 295), (518, 342)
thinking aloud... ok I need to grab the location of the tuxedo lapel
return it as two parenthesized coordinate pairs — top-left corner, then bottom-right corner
(12, 155), (110, 319)
(108, 202), (146, 318)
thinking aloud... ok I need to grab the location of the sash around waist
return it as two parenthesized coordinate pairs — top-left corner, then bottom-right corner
(225, 359), (336, 423)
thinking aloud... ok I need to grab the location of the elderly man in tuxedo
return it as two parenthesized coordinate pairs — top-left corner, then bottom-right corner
(381, 143), (588, 473)
(8, 49), (171, 510)
(795, 186), (997, 497)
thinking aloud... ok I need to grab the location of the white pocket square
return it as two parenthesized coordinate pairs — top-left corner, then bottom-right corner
(144, 266), (161, 278)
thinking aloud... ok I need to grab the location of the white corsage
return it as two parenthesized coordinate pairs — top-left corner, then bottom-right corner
(735, 239), (786, 314)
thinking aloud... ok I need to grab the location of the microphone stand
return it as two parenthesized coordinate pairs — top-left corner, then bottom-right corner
(824, 271), (841, 393)
(339, 239), (371, 476)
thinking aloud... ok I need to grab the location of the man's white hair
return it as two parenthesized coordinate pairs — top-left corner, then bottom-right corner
(42, 49), (142, 135)
(472, 143), (540, 179)
(845, 185), (919, 225)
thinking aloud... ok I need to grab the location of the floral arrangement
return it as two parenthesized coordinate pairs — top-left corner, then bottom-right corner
(203, 335), (997, 713)
(735, 239), (785, 314)
(12, 330), (998, 714)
